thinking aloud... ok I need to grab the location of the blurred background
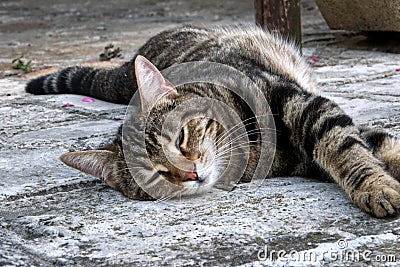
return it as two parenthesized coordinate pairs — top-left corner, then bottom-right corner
(0, 0), (328, 78)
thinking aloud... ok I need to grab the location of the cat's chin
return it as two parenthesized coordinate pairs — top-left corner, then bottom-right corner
(181, 176), (218, 196)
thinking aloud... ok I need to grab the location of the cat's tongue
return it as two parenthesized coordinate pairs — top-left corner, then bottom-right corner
(184, 171), (198, 181)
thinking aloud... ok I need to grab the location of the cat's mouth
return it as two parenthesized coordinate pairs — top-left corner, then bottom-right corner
(158, 170), (207, 184)
(183, 171), (199, 182)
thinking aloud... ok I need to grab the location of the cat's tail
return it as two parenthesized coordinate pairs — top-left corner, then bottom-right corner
(25, 59), (136, 104)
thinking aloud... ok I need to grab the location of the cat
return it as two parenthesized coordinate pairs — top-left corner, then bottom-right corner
(26, 25), (400, 217)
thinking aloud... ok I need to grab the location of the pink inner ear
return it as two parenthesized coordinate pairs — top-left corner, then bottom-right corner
(134, 55), (178, 111)
(60, 150), (118, 188)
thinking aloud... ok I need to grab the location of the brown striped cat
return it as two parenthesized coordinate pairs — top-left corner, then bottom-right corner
(26, 25), (400, 217)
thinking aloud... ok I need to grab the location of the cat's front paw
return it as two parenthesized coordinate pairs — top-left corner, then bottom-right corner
(353, 179), (400, 218)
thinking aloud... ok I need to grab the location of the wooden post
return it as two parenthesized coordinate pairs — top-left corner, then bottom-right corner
(255, 0), (302, 48)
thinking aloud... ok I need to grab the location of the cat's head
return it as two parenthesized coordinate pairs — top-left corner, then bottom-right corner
(61, 56), (227, 199)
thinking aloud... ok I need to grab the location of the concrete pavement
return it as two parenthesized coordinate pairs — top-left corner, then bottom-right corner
(1, 0), (400, 266)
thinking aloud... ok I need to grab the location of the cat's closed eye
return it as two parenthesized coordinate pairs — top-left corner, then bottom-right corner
(158, 170), (172, 177)
(176, 128), (184, 150)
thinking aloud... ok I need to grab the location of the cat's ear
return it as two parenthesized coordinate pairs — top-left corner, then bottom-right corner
(134, 55), (178, 111)
(60, 150), (118, 189)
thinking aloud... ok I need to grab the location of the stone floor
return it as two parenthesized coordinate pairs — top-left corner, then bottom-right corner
(1, 0), (400, 266)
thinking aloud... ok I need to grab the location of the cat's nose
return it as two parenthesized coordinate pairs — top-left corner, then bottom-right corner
(184, 171), (198, 181)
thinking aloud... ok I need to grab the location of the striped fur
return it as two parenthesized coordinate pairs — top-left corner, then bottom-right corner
(28, 25), (400, 217)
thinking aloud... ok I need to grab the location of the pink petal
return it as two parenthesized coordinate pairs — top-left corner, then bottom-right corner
(112, 117), (124, 121)
(82, 97), (95, 102)
(396, 68), (400, 72)
(311, 56), (319, 63)
(62, 103), (74, 108)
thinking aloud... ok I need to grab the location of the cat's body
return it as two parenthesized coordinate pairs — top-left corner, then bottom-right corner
(27, 25), (400, 217)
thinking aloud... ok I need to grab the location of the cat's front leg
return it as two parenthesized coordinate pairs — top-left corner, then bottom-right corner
(313, 121), (400, 217)
(360, 127), (400, 180)
(281, 92), (400, 217)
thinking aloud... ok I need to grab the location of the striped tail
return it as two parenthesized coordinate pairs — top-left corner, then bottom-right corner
(25, 59), (137, 104)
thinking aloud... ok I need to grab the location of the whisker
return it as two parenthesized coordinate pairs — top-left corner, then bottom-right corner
(218, 129), (274, 154)
(216, 150), (254, 159)
(214, 114), (272, 146)
(216, 150), (254, 161)
(155, 194), (175, 204)
(215, 160), (246, 176)
(156, 192), (179, 203)
(218, 126), (276, 146)
(155, 188), (188, 204)
(202, 115), (272, 152)
(216, 127), (273, 151)
(216, 139), (275, 158)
